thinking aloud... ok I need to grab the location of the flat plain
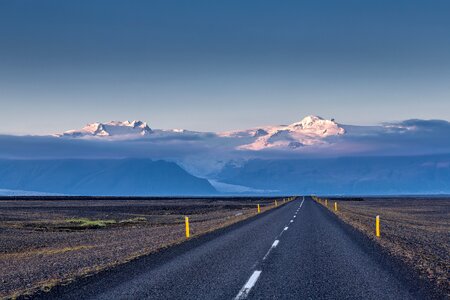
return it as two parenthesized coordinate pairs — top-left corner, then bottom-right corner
(0, 197), (277, 298)
(1, 196), (448, 299)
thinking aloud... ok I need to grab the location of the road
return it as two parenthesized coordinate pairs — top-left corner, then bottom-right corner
(41, 197), (436, 300)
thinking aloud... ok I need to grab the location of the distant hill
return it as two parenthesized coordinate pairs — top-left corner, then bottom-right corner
(0, 159), (216, 196)
(217, 154), (450, 195)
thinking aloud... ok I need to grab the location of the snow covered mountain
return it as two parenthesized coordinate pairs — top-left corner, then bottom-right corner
(219, 115), (345, 150)
(3, 116), (450, 196)
(59, 120), (152, 138)
(57, 115), (346, 150)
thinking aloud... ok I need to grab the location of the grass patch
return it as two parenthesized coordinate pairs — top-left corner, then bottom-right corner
(118, 217), (147, 224)
(66, 218), (116, 228)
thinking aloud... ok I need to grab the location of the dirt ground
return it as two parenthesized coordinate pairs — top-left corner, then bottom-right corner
(317, 197), (450, 297)
(0, 197), (286, 299)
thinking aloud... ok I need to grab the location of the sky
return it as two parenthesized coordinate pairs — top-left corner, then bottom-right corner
(1, 0), (450, 135)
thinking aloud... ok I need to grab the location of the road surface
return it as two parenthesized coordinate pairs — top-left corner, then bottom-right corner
(41, 197), (437, 299)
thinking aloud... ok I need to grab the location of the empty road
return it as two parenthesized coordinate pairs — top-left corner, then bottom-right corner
(42, 197), (437, 299)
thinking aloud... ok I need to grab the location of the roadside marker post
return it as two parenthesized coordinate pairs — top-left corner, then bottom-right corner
(185, 216), (190, 238)
(275, 200), (278, 207)
(334, 202), (338, 211)
(257, 204), (261, 213)
(325, 199), (328, 207)
(376, 215), (380, 237)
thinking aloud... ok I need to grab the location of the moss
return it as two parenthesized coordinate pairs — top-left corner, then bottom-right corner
(66, 218), (116, 228)
(118, 217), (147, 224)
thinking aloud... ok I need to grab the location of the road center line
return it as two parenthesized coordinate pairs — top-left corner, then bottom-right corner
(262, 239), (280, 260)
(299, 198), (305, 208)
(235, 271), (262, 300)
(236, 198), (305, 299)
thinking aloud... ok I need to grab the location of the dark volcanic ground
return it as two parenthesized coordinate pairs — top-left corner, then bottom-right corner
(0, 197), (278, 298)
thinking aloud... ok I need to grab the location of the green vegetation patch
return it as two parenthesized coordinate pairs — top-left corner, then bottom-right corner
(66, 218), (116, 228)
(119, 217), (147, 224)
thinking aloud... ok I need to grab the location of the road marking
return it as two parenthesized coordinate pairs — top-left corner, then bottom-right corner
(294, 215), (296, 218)
(263, 240), (280, 260)
(235, 270), (262, 300)
(236, 198), (306, 299)
(299, 198), (305, 208)
(238, 197), (306, 299)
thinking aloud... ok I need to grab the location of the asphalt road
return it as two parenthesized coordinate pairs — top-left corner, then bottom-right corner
(41, 197), (437, 300)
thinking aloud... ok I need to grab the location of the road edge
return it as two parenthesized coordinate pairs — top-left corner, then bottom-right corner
(312, 200), (447, 300)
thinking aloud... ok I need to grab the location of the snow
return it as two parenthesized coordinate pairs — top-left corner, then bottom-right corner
(234, 115), (345, 150)
(57, 115), (346, 151)
(59, 120), (152, 139)
(208, 180), (278, 193)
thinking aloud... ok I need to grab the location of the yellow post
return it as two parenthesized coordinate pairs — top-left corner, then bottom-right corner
(275, 200), (278, 207)
(185, 216), (190, 238)
(257, 204), (261, 213)
(376, 215), (380, 237)
(325, 199), (328, 207)
(334, 202), (338, 211)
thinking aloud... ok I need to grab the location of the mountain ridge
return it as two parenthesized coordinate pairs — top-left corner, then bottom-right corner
(0, 159), (217, 196)
(58, 115), (346, 150)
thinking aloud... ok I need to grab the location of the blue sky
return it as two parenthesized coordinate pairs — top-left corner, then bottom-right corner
(1, 0), (449, 134)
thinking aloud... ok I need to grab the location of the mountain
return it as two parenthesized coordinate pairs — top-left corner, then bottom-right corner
(58, 116), (346, 150)
(220, 115), (345, 150)
(0, 159), (216, 196)
(59, 120), (152, 138)
(2, 116), (450, 196)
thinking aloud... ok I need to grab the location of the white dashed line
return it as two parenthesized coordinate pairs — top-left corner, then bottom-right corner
(236, 197), (306, 299)
(271, 240), (280, 248)
(235, 271), (262, 300)
(263, 240), (280, 260)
